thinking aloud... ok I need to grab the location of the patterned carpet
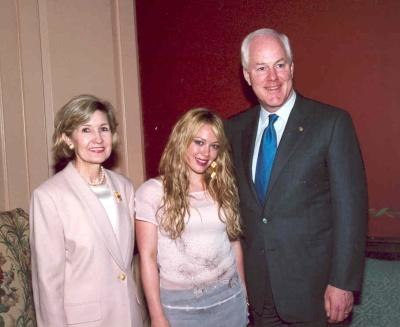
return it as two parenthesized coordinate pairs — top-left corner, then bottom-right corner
(350, 258), (400, 327)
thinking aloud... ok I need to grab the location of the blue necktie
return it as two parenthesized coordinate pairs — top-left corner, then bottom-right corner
(255, 114), (279, 202)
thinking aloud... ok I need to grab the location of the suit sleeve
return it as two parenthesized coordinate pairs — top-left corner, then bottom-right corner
(327, 112), (368, 291)
(30, 188), (67, 327)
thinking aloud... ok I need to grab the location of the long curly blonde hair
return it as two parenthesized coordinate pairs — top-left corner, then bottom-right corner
(158, 108), (241, 240)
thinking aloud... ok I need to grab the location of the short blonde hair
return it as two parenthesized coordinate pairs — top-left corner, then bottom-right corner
(53, 94), (118, 160)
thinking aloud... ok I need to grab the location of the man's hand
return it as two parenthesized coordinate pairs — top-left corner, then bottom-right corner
(324, 284), (354, 323)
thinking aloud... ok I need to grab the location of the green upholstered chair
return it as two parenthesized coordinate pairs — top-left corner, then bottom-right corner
(350, 258), (400, 327)
(0, 208), (36, 327)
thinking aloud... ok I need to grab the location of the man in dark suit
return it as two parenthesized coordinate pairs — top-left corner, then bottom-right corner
(225, 28), (368, 326)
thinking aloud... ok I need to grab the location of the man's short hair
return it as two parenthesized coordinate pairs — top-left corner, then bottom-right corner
(241, 28), (293, 69)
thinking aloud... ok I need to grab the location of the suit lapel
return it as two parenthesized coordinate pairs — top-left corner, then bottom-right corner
(104, 171), (133, 268)
(266, 95), (313, 198)
(64, 163), (126, 270)
(241, 106), (263, 206)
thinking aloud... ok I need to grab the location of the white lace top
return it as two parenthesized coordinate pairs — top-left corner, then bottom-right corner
(135, 178), (237, 290)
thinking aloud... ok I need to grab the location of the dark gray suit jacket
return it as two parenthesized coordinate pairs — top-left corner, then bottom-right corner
(225, 94), (368, 322)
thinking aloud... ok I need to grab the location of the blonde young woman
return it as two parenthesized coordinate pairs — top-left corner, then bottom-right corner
(135, 109), (247, 327)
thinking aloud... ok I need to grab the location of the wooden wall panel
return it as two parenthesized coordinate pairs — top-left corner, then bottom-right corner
(0, 0), (30, 209)
(44, 0), (118, 107)
(0, 0), (144, 211)
(0, 79), (6, 209)
(19, 0), (50, 194)
(110, 0), (145, 181)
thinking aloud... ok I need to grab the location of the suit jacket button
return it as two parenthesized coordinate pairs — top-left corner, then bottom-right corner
(118, 273), (126, 281)
(262, 218), (268, 224)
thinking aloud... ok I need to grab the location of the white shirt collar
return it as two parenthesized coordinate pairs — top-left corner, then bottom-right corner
(259, 91), (297, 124)
(252, 91), (297, 180)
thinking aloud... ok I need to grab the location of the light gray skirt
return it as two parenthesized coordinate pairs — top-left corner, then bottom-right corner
(160, 274), (248, 327)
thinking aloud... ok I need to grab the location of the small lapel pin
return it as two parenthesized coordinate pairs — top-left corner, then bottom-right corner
(114, 191), (122, 203)
(298, 126), (304, 132)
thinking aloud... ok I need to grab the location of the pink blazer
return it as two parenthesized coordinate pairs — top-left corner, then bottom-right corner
(30, 162), (143, 327)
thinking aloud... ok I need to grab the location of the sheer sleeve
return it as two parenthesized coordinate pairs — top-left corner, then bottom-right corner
(135, 178), (163, 226)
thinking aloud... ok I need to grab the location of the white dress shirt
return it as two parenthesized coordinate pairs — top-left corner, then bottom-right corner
(252, 91), (297, 181)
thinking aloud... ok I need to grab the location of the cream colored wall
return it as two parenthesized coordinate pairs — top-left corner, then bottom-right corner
(0, 0), (145, 211)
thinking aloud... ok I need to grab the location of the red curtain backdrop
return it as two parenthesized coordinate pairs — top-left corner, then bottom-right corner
(135, 0), (400, 237)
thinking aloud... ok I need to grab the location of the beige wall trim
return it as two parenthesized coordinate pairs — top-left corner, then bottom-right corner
(0, 69), (9, 209)
(38, 0), (55, 175)
(111, 0), (146, 186)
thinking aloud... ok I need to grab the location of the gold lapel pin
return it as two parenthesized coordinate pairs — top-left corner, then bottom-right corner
(298, 126), (304, 132)
(114, 191), (122, 203)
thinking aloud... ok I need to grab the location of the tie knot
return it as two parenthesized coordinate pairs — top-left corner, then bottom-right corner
(268, 114), (278, 124)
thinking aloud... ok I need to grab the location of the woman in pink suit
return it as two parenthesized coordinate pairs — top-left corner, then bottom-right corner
(30, 95), (143, 327)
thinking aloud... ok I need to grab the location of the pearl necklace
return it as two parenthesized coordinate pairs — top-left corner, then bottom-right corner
(88, 166), (106, 186)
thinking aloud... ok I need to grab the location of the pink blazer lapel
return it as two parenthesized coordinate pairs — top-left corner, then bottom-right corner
(64, 163), (126, 270)
(104, 170), (134, 268)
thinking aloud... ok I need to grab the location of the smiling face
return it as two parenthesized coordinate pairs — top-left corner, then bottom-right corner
(185, 123), (219, 181)
(63, 110), (112, 171)
(243, 34), (294, 112)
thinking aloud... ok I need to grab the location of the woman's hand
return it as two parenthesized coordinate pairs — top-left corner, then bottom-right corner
(151, 315), (170, 327)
